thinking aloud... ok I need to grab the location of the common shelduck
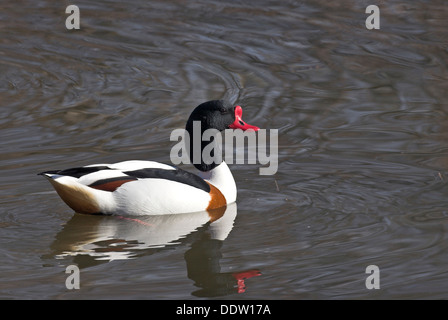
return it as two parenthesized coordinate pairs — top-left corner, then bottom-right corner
(39, 100), (259, 216)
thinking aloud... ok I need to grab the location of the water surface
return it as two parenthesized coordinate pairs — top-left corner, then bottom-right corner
(1, 0), (448, 299)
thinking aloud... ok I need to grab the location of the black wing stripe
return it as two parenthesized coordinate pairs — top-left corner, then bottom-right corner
(124, 168), (210, 193)
(49, 166), (112, 178)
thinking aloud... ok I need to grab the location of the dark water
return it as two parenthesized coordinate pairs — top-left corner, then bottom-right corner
(1, 0), (448, 299)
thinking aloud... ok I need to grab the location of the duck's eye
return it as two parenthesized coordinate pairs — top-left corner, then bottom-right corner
(220, 108), (228, 114)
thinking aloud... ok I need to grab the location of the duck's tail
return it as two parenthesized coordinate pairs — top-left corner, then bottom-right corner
(39, 172), (107, 214)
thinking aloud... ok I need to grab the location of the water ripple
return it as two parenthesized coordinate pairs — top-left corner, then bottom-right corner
(1, 0), (448, 299)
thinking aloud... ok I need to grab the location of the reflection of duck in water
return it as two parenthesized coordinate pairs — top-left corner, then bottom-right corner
(39, 100), (259, 216)
(47, 203), (261, 297)
(185, 236), (261, 297)
(50, 203), (235, 263)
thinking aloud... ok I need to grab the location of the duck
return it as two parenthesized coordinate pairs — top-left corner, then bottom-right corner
(39, 100), (259, 216)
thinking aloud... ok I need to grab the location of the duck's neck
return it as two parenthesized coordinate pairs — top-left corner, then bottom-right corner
(198, 162), (236, 204)
(185, 120), (237, 204)
(185, 120), (222, 172)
